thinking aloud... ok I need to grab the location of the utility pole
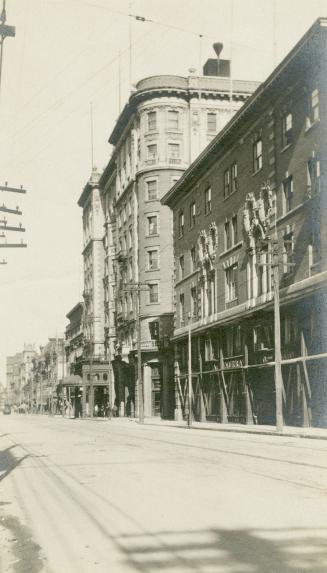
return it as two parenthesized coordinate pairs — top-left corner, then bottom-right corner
(121, 281), (149, 423)
(272, 239), (283, 432)
(187, 312), (192, 428)
(0, 0), (15, 99)
(136, 286), (144, 424)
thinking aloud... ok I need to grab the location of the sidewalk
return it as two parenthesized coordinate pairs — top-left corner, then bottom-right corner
(139, 417), (327, 441)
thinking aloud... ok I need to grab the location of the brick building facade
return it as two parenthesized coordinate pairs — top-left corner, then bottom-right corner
(162, 19), (327, 427)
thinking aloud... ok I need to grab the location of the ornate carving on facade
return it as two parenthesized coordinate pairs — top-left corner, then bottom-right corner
(242, 183), (273, 252)
(197, 223), (217, 273)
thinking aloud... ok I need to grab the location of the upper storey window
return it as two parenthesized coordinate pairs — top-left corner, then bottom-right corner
(207, 112), (217, 132)
(146, 180), (158, 201)
(147, 111), (157, 131)
(307, 88), (319, 128)
(253, 139), (262, 173)
(147, 144), (157, 163)
(282, 112), (293, 148)
(167, 110), (179, 130)
(205, 187), (212, 215)
(168, 143), (180, 161)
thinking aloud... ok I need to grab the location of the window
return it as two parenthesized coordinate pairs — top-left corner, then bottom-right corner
(129, 226), (133, 246)
(149, 283), (159, 303)
(146, 180), (157, 201)
(178, 212), (184, 237)
(149, 321), (159, 340)
(232, 215), (238, 245)
(207, 271), (215, 315)
(117, 212), (121, 228)
(168, 143), (180, 161)
(168, 110), (179, 130)
(257, 246), (271, 296)
(225, 264), (238, 301)
(307, 88), (319, 127)
(309, 226), (320, 274)
(123, 232), (127, 251)
(282, 112), (293, 147)
(129, 257), (133, 279)
(147, 215), (158, 236)
(207, 112), (217, 132)
(128, 198), (132, 216)
(190, 202), (196, 227)
(191, 287), (197, 318)
(254, 324), (273, 351)
(283, 231), (294, 275)
(147, 111), (157, 131)
(190, 246), (196, 272)
(148, 250), (158, 270)
(307, 158), (320, 196)
(283, 175), (293, 212)
(179, 293), (185, 323)
(226, 325), (242, 356)
(231, 163), (238, 193)
(205, 187), (211, 214)
(147, 144), (157, 161)
(224, 169), (230, 198)
(129, 292), (134, 312)
(253, 139), (262, 172)
(123, 205), (127, 222)
(225, 221), (232, 250)
(179, 255), (184, 279)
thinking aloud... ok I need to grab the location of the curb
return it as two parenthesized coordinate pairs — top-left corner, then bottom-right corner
(138, 421), (327, 441)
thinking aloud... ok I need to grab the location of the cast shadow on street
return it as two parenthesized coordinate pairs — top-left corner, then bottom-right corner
(116, 526), (327, 573)
(0, 444), (30, 482)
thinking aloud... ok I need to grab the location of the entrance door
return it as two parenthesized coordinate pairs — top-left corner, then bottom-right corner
(151, 365), (162, 416)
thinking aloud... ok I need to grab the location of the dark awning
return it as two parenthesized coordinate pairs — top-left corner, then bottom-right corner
(62, 375), (82, 387)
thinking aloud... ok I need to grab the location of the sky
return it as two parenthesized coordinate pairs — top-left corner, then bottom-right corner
(0, 0), (326, 384)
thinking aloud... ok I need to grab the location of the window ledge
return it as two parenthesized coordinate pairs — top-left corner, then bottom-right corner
(280, 143), (292, 154)
(176, 269), (199, 287)
(252, 167), (263, 177)
(146, 268), (160, 273)
(305, 119), (320, 134)
(145, 199), (158, 203)
(220, 241), (243, 258)
(223, 189), (238, 202)
(146, 234), (160, 239)
(274, 201), (309, 225)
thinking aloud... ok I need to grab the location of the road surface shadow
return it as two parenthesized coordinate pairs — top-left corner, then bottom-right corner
(0, 514), (44, 573)
(0, 445), (30, 482)
(117, 526), (327, 573)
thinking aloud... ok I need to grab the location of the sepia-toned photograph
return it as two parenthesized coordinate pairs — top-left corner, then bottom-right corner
(0, 1), (327, 571)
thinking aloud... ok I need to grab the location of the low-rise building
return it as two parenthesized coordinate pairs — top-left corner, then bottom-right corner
(162, 18), (327, 427)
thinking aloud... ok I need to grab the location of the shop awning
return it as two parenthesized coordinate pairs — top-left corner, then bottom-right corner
(61, 375), (82, 387)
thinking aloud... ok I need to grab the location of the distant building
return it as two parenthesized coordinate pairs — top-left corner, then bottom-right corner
(99, 55), (258, 418)
(162, 19), (327, 427)
(65, 302), (84, 377)
(31, 339), (66, 412)
(6, 345), (36, 406)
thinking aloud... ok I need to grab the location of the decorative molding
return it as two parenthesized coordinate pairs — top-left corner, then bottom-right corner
(242, 183), (273, 253)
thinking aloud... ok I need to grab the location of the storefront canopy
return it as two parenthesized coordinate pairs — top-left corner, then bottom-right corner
(62, 375), (82, 387)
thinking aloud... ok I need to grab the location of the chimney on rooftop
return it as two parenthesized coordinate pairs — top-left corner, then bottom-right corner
(203, 42), (231, 77)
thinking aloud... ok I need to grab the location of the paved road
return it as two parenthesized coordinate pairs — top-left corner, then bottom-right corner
(0, 415), (327, 573)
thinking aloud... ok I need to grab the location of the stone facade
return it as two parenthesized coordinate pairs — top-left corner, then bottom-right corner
(99, 67), (258, 418)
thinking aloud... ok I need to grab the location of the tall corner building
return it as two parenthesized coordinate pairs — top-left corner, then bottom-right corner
(92, 54), (259, 418)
